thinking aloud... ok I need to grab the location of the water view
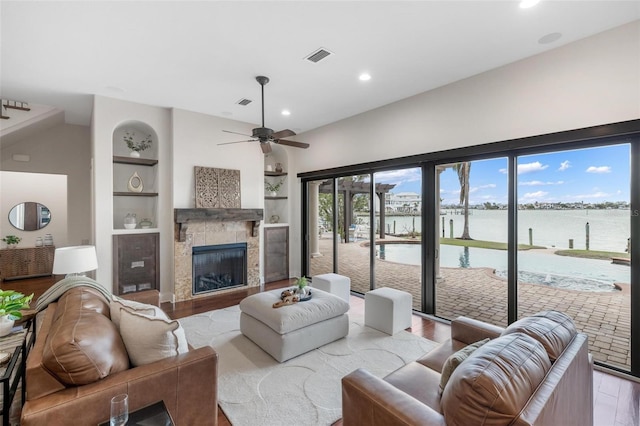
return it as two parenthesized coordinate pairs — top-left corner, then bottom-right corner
(369, 209), (630, 253)
(376, 243), (629, 291)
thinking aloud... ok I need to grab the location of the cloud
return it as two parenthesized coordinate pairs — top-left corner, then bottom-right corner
(499, 161), (548, 175)
(518, 161), (549, 174)
(521, 191), (549, 200)
(558, 160), (571, 171)
(519, 180), (565, 186)
(569, 191), (611, 199)
(586, 166), (611, 174)
(376, 168), (422, 183)
(469, 184), (497, 194)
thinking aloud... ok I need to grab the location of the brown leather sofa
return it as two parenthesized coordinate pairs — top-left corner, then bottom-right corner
(342, 311), (593, 426)
(21, 286), (218, 425)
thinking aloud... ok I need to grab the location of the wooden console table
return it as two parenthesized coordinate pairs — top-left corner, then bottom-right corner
(0, 246), (55, 281)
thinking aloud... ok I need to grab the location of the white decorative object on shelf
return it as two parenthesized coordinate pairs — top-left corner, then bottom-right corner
(127, 172), (144, 193)
(124, 213), (137, 229)
(44, 234), (53, 246)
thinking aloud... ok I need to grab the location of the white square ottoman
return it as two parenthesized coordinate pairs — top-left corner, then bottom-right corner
(239, 287), (349, 362)
(312, 273), (351, 303)
(365, 287), (412, 335)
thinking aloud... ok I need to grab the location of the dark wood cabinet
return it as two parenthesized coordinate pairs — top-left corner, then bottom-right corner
(112, 233), (159, 295)
(0, 246), (55, 281)
(264, 226), (289, 283)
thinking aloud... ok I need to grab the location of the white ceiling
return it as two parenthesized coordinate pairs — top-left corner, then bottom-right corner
(1, 1), (639, 135)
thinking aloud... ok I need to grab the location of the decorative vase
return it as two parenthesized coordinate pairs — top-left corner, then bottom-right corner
(129, 151), (141, 158)
(127, 171), (144, 193)
(44, 234), (54, 246)
(297, 287), (307, 298)
(0, 316), (15, 337)
(124, 213), (137, 229)
(275, 163), (283, 173)
(270, 191), (277, 197)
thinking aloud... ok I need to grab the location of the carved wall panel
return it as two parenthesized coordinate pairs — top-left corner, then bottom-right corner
(194, 166), (241, 208)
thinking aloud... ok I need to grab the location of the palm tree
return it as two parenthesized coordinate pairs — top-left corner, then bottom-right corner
(454, 162), (472, 240)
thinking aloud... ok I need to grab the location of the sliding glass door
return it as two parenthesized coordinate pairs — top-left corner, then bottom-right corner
(308, 179), (335, 277)
(517, 144), (631, 371)
(373, 167), (423, 310)
(300, 124), (639, 376)
(434, 159), (509, 327)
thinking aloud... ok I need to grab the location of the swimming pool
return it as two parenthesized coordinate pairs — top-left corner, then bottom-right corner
(376, 243), (629, 292)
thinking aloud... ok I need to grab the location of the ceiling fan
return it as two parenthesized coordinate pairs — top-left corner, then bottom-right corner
(219, 76), (310, 154)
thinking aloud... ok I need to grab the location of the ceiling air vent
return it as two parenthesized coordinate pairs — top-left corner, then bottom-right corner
(236, 98), (252, 106)
(305, 48), (333, 63)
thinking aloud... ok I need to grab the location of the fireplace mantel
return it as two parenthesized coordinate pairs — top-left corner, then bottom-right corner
(174, 208), (264, 242)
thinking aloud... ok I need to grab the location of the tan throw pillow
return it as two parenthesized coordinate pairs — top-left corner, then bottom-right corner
(110, 296), (167, 330)
(439, 338), (490, 394)
(119, 308), (189, 367)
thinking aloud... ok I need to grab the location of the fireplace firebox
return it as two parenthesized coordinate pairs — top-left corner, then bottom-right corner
(192, 243), (247, 295)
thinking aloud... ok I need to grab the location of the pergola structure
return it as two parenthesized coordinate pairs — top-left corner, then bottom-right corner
(317, 179), (396, 242)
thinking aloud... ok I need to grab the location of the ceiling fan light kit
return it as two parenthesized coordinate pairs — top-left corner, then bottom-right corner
(219, 76), (310, 154)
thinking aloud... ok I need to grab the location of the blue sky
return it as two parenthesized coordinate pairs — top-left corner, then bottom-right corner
(375, 144), (630, 205)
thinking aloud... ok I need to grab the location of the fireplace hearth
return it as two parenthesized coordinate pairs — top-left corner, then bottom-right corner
(193, 243), (247, 295)
(173, 208), (262, 302)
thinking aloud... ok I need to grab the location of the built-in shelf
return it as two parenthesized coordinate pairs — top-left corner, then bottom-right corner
(113, 156), (158, 166)
(264, 171), (287, 177)
(114, 192), (159, 197)
(265, 196), (287, 200)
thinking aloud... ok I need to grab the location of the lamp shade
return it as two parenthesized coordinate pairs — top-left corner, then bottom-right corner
(52, 245), (98, 275)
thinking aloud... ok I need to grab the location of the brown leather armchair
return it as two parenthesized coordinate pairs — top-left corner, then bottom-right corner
(342, 312), (593, 426)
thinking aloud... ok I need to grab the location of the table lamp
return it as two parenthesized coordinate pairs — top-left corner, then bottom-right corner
(52, 245), (98, 277)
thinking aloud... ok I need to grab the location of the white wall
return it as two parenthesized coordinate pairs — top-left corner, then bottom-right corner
(171, 109), (262, 209)
(0, 171), (67, 247)
(288, 21), (640, 274)
(0, 123), (91, 245)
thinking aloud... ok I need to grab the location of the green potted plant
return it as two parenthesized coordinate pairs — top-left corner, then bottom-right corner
(0, 290), (33, 336)
(265, 179), (284, 197)
(124, 131), (152, 158)
(1, 235), (21, 248)
(295, 276), (309, 298)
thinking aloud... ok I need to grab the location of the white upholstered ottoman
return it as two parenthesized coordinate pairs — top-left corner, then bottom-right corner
(239, 287), (350, 362)
(312, 273), (351, 303)
(364, 287), (412, 335)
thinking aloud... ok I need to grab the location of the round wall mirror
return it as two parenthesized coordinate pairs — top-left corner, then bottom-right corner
(8, 202), (51, 231)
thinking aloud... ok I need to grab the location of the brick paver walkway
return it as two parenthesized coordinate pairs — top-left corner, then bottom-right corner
(310, 237), (630, 370)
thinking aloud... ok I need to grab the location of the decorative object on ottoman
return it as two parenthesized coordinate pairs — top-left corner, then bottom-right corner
(365, 287), (412, 335)
(240, 288), (349, 362)
(295, 276), (309, 298)
(312, 273), (351, 303)
(272, 290), (299, 308)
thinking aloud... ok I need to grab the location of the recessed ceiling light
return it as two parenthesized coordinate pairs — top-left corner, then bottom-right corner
(520, 0), (540, 9)
(281, 109), (291, 116)
(359, 73), (372, 81)
(538, 32), (562, 44)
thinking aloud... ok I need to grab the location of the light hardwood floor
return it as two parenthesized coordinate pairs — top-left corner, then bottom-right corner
(11, 276), (640, 426)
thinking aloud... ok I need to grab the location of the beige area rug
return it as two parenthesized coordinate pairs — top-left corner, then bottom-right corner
(179, 305), (438, 426)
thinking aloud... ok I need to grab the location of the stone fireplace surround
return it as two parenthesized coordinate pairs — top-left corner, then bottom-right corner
(174, 208), (263, 302)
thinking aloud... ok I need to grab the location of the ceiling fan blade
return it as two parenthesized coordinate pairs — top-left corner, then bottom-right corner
(271, 129), (296, 139)
(217, 139), (256, 146)
(260, 142), (272, 154)
(275, 139), (310, 149)
(222, 129), (253, 137)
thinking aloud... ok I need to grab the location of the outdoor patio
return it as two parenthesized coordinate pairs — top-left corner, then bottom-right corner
(310, 236), (631, 370)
